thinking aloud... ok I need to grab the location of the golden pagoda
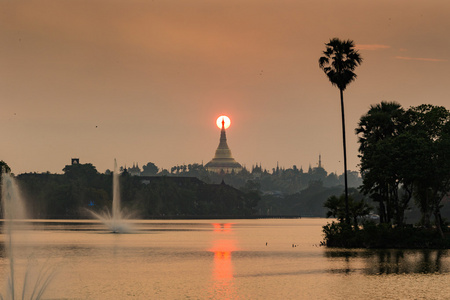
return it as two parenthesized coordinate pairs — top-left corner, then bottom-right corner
(205, 119), (242, 173)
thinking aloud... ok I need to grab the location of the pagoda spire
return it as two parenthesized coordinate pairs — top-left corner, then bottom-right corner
(205, 117), (242, 173)
(219, 119), (228, 148)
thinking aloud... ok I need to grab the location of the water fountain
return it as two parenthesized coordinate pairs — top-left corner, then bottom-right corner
(89, 159), (133, 233)
(1, 172), (55, 300)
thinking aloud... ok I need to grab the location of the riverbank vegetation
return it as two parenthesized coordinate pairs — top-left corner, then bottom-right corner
(323, 102), (450, 248)
(11, 165), (259, 219)
(1, 150), (364, 219)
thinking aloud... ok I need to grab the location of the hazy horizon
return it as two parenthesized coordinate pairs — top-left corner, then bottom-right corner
(1, 0), (449, 174)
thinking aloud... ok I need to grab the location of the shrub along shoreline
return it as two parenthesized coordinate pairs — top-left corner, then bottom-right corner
(322, 221), (450, 249)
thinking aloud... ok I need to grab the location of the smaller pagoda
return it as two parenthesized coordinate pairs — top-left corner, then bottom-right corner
(205, 119), (242, 173)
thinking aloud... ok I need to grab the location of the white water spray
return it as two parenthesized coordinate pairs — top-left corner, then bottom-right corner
(1, 173), (55, 300)
(89, 160), (133, 233)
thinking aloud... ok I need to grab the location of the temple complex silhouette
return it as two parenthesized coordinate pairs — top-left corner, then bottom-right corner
(205, 119), (242, 173)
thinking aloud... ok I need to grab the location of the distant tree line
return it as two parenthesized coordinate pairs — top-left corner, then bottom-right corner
(118, 160), (363, 218)
(1, 141), (365, 220)
(10, 163), (258, 219)
(0, 157), (363, 219)
(123, 161), (362, 196)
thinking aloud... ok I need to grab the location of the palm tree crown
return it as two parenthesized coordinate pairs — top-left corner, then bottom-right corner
(319, 38), (363, 91)
(356, 101), (405, 153)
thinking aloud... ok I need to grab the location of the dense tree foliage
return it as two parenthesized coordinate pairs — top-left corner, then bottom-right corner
(357, 102), (450, 230)
(324, 188), (372, 227)
(356, 101), (410, 225)
(323, 102), (450, 248)
(142, 162), (159, 176)
(407, 105), (450, 236)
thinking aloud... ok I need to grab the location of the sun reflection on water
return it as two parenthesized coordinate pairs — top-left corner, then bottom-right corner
(208, 223), (238, 299)
(212, 223), (234, 233)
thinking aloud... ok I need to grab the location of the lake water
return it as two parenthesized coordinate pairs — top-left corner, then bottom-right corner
(1, 218), (450, 299)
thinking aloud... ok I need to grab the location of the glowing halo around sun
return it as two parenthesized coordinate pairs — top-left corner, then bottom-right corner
(216, 115), (231, 129)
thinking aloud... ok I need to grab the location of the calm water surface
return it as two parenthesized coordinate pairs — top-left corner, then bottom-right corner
(1, 218), (450, 299)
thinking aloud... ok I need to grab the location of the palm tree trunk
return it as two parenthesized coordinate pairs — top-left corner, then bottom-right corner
(340, 88), (350, 224)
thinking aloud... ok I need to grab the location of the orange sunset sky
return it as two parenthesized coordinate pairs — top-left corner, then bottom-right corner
(1, 0), (449, 174)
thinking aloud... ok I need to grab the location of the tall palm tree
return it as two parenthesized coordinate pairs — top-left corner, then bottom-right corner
(319, 38), (363, 224)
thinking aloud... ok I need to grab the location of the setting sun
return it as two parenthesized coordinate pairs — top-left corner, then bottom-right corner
(216, 116), (231, 129)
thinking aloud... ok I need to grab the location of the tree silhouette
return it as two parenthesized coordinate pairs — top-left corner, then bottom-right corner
(319, 38), (363, 224)
(356, 101), (405, 224)
(0, 160), (11, 174)
(142, 162), (159, 176)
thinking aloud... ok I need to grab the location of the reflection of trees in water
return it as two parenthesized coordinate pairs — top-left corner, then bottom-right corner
(414, 250), (446, 274)
(325, 249), (449, 275)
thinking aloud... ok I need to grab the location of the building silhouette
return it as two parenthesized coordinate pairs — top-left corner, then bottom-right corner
(128, 162), (141, 176)
(205, 119), (242, 173)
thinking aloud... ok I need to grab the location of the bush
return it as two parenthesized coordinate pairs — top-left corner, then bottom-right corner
(322, 221), (450, 249)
